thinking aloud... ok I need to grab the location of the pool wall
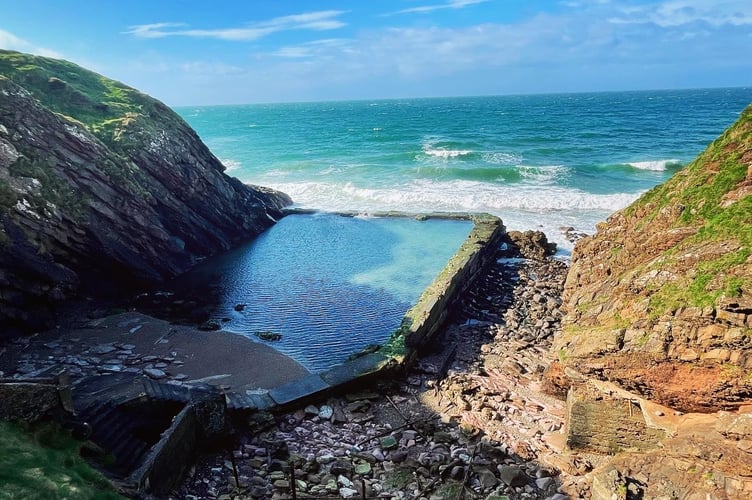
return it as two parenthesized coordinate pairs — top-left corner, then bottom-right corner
(381, 212), (506, 364)
(104, 211), (507, 495)
(255, 210), (507, 410)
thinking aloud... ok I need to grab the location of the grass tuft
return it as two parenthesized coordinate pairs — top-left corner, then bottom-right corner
(0, 420), (122, 499)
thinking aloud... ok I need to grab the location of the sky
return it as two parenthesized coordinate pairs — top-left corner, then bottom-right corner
(1, 0), (751, 105)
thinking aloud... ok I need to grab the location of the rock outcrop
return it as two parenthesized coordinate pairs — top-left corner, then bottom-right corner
(553, 103), (752, 412)
(0, 50), (291, 332)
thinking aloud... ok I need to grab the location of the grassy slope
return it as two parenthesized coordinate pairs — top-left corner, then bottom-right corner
(0, 49), (145, 134)
(626, 104), (752, 316)
(0, 50), (169, 215)
(0, 421), (122, 499)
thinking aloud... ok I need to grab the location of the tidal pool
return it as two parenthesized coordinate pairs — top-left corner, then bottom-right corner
(176, 213), (472, 372)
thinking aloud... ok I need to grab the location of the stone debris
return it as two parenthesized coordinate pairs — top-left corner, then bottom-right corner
(0, 336), (188, 386)
(174, 250), (577, 499)
(0, 240), (586, 498)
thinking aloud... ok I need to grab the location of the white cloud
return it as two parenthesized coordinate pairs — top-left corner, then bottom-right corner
(124, 23), (188, 39)
(0, 29), (62, 58)
(270, 39), (351, 59)
(117, 1), (752, 104)
(609, 0), (752, 27)
(125, 10), (347, 41)
(391, 0), (489, 15)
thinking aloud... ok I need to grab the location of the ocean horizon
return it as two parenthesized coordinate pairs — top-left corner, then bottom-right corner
(177, 87), (752, 254)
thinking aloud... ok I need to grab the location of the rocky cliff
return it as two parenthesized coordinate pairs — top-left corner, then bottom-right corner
(0, 50), (291, 332)
(554, 103), (752, 412)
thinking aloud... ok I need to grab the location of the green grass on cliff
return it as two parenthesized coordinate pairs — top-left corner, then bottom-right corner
(0, 420), (121, 499)
(0, 49), (178, 156)
(625, 104), (752, 316)
(0, 50), (167, 216)
(0, 50), (144, 133)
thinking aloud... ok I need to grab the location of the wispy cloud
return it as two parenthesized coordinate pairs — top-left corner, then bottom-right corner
(391, 0), (489, 15)
(270, 39), (350, 59)
(125, 10), (347, 41)
(0, 29), (61, 58)
(116, 1), (752, 104)
(125, 22), (188, 39)
(608, 0), (752, 27)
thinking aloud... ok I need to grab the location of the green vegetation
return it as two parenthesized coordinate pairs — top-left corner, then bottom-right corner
(8, 154), (84, 218)
(381, 468), (414, 490)
(615, 105), (752, 318)
(0, 50), (168, 215)
(0, 420), (121, 499)
(0, 49), (146, 136)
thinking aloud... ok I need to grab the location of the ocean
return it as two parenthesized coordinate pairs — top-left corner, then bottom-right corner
(177, 88), (752, 254)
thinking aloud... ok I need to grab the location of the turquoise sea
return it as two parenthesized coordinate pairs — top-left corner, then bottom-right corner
(178, 88), (752, 254)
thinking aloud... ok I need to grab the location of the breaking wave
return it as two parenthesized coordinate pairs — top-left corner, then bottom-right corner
(627, 159), (682, 171)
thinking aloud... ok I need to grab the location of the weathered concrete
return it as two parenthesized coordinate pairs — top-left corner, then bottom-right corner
(0, 372), (72, 422)
(565, 379), (666, 455)
(129, 404), (198, 495)
(380, 212), (506, 365)
(1, 210), (508, 496)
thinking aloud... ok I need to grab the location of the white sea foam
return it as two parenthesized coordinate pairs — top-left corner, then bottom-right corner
(318, 166), (344, 176)
(260, 179), (636, 253)
(481, 152), (524, 165)
(627, 159), (680, 171)
(263, 179), (637, 214)
(517, 165), (569, 183)
(220, 159), (241, 172)
(423, 147), (473, 158)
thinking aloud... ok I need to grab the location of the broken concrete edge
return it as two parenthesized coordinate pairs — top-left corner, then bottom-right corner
(0, 372), (74, 421)
(2, 209), (507, 496)
(128, 403), (197, 495)
(127, 385), (228, 496)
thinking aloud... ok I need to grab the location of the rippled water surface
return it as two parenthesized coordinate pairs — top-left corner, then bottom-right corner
(175, 214), (472, 372)
(179, 88), (752, 253)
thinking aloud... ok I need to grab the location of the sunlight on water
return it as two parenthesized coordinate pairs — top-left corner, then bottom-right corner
(176, 214), (472, 372)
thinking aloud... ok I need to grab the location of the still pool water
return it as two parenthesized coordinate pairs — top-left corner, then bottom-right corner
(176, 213), (473, 372)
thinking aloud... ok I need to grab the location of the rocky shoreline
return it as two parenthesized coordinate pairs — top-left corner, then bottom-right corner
(172, 234), (575, 499)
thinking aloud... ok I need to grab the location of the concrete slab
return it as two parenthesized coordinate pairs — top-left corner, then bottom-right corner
(320, 353), (391, 386)
(269, 373), (330, 406)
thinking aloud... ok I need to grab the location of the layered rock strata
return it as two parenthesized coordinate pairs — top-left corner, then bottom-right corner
(0, 51), (290, 331)
(554, 103), (752, 412)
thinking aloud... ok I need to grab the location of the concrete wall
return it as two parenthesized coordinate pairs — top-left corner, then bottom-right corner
(129, 404), (198, 495)
(0, 373), (72, 422)
(383, 213), (506, 365)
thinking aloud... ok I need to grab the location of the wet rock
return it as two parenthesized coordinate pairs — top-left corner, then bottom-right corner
(198, 319), (222, 331)
(91, 344), (117, 355)
(144, 368), (167, 379)
(255, 330), (282, 341)
(499, 465), (528, 487)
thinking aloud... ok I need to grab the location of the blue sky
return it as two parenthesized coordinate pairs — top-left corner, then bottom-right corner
(1, 0), (751, 105)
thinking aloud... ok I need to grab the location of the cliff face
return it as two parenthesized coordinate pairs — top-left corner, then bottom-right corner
(555, 104), (752, 412)
(0, 50), (291, 332)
